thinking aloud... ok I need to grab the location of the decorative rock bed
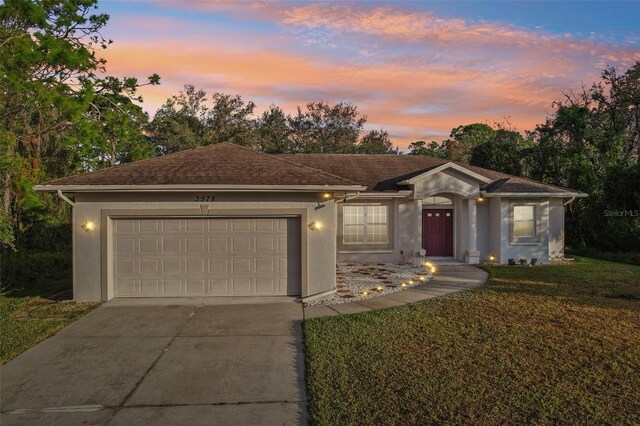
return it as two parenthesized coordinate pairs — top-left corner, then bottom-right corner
(304, 262), (433, 306)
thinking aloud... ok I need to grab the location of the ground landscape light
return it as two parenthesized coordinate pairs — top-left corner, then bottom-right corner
(489, 255), (496, 261)
(81, 221), (95, 232)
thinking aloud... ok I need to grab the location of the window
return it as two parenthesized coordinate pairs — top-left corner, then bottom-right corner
(343, 205), (388, 244)
(423, 196), (452, 206)
(513, 205), (535, 237)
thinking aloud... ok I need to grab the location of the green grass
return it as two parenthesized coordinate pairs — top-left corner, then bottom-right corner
(0, 251), (98, 364)
(303, 257), (640, 425)
(566, 248), (640, 266)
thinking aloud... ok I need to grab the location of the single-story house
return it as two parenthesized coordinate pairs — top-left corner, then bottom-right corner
(35, 142), (586, 302)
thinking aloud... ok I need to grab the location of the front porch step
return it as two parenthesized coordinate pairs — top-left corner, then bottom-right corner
(424, 257), (466, 266)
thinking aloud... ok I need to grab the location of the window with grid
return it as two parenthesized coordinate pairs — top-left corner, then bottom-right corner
(513, 205), (535, 237)
(343, 205), (388, 244)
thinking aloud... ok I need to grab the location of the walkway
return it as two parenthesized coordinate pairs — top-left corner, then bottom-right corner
(304, 265), (488, 319)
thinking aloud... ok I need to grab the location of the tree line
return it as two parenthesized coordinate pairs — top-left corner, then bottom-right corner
(1, 0), (638, 254)
(148, 85), (397, 156)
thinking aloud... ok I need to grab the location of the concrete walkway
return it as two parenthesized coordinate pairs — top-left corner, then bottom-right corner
(304, 265), (488, 319)
(1, 298), (306, 425)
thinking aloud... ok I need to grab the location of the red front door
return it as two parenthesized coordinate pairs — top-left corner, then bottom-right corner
(422, 209), (453, 256)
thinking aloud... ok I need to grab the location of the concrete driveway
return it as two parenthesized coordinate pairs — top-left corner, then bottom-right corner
(0, 298), (306, 425)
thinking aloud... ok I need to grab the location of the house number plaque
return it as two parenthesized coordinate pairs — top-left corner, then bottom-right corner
(194, 195), (216, 202)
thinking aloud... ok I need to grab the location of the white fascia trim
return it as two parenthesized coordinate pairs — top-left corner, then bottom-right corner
(399, 162), (492, 185)
(483, 192), (587, 198)
(354, 191), (412, 199)
(33, 184), (367, 193)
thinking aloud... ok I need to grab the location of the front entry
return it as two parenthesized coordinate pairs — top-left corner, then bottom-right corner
(422, 209), (454, 256)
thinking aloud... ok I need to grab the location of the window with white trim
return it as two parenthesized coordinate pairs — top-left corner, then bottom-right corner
(343, 205), (389, 244)
(513, 205), (535, 237)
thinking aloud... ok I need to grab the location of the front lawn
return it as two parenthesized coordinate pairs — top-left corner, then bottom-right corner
(0, 251), (99, 364)
(303, 257), (640, 425)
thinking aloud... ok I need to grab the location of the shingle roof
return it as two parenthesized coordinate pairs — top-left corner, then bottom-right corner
(41, 143), (360, 188)
(38, 143), (583, 196)
(279, 154), (582, 195)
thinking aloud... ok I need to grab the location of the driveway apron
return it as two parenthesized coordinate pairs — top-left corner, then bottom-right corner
(0, 298), (307, 425)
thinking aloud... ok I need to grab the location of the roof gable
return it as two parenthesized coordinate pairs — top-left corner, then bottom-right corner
(399, 162), (492, 185)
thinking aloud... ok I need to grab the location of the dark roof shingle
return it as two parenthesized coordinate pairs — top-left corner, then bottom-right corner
(42, 143), (359, 187)
(39, 143), (583, 196)
(279, 154), (582, 195)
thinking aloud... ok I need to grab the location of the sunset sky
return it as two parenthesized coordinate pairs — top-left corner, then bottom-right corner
(98, 1), (640, 147)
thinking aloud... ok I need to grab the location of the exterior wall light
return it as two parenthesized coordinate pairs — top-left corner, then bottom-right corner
(81, 221), (95, 232)
(308, 221), (322, 231)
(477, 196), (485, 202)
(322, 192), (332, 199)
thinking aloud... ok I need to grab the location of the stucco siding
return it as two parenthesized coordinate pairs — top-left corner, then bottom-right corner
(499, 198), (550, 264)
(489, 197), (502, 262)
(549, 198), (565, 259)
(72, 192), (336, 301)
(476, 200), (491, 261)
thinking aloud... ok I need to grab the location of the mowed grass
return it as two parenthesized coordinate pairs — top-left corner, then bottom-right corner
(303, 257), (640, 425)
(0, 263), (98, 364)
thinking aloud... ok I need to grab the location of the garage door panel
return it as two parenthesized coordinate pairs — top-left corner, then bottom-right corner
(113, 217), (301, 297)
(186, 258), (206, 273)
(116, 238), (135, 254)
(141, 279), (160, 295)
(162, 258), (183, 274)
(186, 238), (205, 253)
(116, 259), (136, 274)
(186, 219), (206, 232)
(162, 219), (182, 232)
(232, 278), (252, 293)
(163, 238), (182, 253)
(139, 220), (160, 232)
(163, 279), (182, 295)
(209, 237), (228, 252)
(140, 259), (159, 274)
(117, 279), (137, 296)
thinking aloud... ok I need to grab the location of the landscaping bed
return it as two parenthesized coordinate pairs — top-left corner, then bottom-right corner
(305, 262), (432, 306)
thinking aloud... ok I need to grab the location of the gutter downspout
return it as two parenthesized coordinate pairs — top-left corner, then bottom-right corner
(57, 189), (75, 207)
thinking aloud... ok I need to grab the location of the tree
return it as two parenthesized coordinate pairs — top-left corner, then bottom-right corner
(205, 93), (256, 146)
(443, 123), (496, 162)
(255, 105), (293, 154)
(149, 87), (256, 154)
(408, 140), (446, 158)
(0, 0), (159, 248)
(357, 129), (397, 154)
(288, 102), (366, 153)
(469, 128), (531, 175)
(526, 61), (640, 250)
(149, 85), (209, 155)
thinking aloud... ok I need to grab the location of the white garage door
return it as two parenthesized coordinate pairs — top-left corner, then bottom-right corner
(112, 217), (301, 297)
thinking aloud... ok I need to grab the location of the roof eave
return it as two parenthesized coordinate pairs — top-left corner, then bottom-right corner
(34, 184), (368, 193)
(482, 192), (588, 198)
